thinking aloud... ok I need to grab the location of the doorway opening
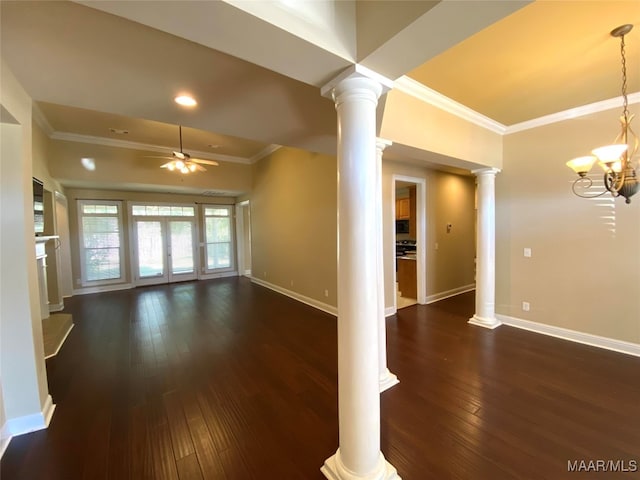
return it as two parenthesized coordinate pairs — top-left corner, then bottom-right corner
(392, 175), (427, 311)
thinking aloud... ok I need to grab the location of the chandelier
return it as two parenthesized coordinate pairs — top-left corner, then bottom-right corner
(566, 24), (639, 204)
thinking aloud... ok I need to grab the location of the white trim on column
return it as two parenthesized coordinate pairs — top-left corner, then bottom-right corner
(497, 314), (640, 357)
(376, 138), (399, 394)
(4, 394), (55, 438)
(469, 167), (500, 330)
(468, 314), (502, 329)
(321, 67), (399, 480)
(322, 451), (400, 480)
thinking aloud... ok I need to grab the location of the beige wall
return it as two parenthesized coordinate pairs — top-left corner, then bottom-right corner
(382, 160), (476, 308)
(249, 147), (475, 312)
(32, 121), (67, 308)
(381, 89), (503, 169)
(497, 105), (640, 344)
(66, 188), (237, 291)
(32, 120), (63, 194)
(48, 139), (252, 195)
(251, 147), (338, 306)
(1, 59), (50, 425)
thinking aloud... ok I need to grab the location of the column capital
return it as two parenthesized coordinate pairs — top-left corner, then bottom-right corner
(471, 167), (501, 177)
(321, 64), (394, 101)
(376, 138), (392, 152)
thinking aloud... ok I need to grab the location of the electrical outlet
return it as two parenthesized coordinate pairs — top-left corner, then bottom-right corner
(324, 289), (329, 298)
(435, 242), (439, 250)
(522, 301), (530, 312)
(263, 271), (267, 278)
(290, 280), (294, 287)
(524, 247), (532, 258)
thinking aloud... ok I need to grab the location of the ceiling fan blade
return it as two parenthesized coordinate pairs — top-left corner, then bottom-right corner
(191, 158), (219, 166)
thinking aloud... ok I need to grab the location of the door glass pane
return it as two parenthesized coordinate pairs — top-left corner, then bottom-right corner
(170, 221), (194, 274)
(137, 221), (164, 278)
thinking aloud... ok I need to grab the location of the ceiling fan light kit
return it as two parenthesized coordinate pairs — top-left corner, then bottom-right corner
(566, 23), (639, 204)
(158, 125), (219, 174)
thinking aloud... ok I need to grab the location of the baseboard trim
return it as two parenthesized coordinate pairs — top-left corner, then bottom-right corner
(385, 306), (397, 317)
(73, 283), (133, 296)
(199, 270), (238, 280)
(5, 395), (56, 438)
(44, 323), (74, 360)
(243, 269), (252, 276)
(251, 278), (337, 317)
(48, 302), (64, 313)
(496, 314), (640, 358)
(425, 284), (475, 304)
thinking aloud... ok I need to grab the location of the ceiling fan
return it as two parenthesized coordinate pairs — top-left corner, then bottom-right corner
(152, 125), (219, 173)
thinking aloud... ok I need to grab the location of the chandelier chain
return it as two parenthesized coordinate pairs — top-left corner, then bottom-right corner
(620, 34), (629, 121)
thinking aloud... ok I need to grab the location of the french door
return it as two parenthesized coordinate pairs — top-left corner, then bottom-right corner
(134, 218), (197, 285)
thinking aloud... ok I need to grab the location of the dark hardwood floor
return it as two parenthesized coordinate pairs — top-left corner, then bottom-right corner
(2, 277), (639, 479)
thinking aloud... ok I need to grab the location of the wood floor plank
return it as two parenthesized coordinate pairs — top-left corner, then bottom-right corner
(2, 278), (639, 479)
(175, 454), (203, 480)
(162, 390), (196, 460)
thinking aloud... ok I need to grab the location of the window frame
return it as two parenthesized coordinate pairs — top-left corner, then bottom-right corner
(77, 199), (125, 286)
(202, 204), (235, 274)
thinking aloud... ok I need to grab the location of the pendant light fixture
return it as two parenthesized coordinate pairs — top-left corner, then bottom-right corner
(566, 24), (639, 204)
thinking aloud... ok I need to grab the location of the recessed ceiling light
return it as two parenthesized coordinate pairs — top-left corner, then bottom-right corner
(109, 128), (129, 135)
(207, 144), (220, 149)
(81, 157), (96, 171)
(175, 95), (197, 107)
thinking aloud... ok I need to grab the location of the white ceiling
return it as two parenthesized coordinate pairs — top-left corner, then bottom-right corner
(2, 1), (638, 194)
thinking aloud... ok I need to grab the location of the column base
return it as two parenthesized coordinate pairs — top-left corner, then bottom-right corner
(379, 369), (399, 393)
(468, 314), (502, 329)
(321, 449), (401, 480)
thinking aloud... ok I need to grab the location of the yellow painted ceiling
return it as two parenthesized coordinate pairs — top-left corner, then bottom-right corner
(409, 1), (640, 125)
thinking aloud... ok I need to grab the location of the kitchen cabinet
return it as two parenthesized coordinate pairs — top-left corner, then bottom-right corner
(396, 198), (410, 219)
(397, 257), (417, 299)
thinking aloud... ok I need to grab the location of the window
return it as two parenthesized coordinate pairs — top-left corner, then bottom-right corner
(131, 205), (195, 217)
(78, 200), (123, 284)
(203, 206), (233, 271)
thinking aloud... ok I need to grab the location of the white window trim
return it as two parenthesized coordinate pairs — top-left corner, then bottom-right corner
(202, 204), (235, 274)
(77, 199), (125, 287)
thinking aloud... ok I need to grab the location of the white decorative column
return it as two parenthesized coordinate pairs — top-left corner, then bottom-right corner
(321, 66), (399, 480)
(469, 168), (501, 329)
(376, 138), (399, 393)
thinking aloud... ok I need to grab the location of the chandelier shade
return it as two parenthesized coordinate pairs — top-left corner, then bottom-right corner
(566, 156), (597, 176)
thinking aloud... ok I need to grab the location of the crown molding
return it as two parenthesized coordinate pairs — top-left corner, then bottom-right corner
(250, 144), (282, 163)
(49, 131), (253, 164)
(394, 76), (506, 134)
(32, 104), (55, 136)
(395, 76), (640, 136)
(504, 92), (640, 134)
